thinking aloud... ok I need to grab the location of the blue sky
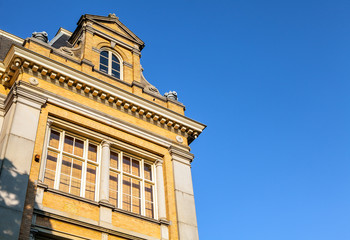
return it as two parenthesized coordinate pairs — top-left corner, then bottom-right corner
(1, 0), (350, 239)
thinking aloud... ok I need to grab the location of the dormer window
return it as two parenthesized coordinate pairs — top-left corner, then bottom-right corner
(99, 50), (122, 79)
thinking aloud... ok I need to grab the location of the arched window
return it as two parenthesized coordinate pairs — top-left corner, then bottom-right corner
(99, 50), (122, 79)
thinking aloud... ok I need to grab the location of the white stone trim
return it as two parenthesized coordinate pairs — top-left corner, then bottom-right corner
(99, 47), (124, 81)
(49, 115), (165, 161)
(14, 81), (189, 153)
(0, 29), (24, 44)
(34, 206), (160, 240)
(1, 45), (206, 138)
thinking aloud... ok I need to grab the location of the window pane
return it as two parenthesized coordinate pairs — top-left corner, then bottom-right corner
(100, 55), (108, 66)
(112, 61), (120, 71)
(123, 176), (131, 195)
(112, 54), (118, 62)
(74, 139), (84, 157)
(132, 179), (140, 198)
(88, 144), (97, 162)
(100, 64), (108, 73)
(71, 160), (82, 196)
(109, 171), (119, 207)
(123, 156), (131, 173)
(101, 51), (108, 58)
(63, 135), (74, 153)
(59, 156), (72, 193)
(145, 183), (153, 202)
(110, 151), (119, 169)
(111, 70), (120, 79)
(132, 197), (141, 214)
(44, 151), (58, 188)
(85, 164), (96, 200)
(123, 194), (131, 212)
(132, 160), (140, 176)
(49, 130), (60, 148)
(144, 163), (152, 181)
(123, 176), (131, 211)
(145, 201), (154, 218)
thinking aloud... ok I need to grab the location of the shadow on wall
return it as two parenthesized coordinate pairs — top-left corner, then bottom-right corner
(0, 158), (37, 239)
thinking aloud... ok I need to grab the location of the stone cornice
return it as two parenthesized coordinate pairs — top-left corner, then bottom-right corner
(86, 25), (138, 52)
(83, 14), (144, 46)
(3, 81), (47, 113)
(11, 81), (189, 153)
(0, 45), (206, 142)
(168, 145), (194, 165)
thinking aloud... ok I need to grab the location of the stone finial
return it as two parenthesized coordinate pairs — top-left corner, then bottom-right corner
(32, 31), (48, 43)
(108, 13), (118, 19)
(164, 91), (178, 101)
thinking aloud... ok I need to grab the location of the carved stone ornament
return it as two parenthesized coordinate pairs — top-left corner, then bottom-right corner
(32, 31), (48, 43)
(164, 91), (178, 101)
(176, 135), (183, 143)
(140, 67), (162, 96)
(58, 32), (85, 59)
(29, 77), (39, 86)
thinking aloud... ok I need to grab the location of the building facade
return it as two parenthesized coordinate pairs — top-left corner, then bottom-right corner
(0, 14), (205, 240)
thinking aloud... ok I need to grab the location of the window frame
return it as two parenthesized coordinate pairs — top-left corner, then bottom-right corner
(43, 127), (101, 202)
(99, 49), (123, 80)
(41, 121), (159, 220)
(109, 149), (157, 219)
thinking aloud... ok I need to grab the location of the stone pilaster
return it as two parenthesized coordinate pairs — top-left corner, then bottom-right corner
(156, 159), (169, 240)
(169, 146), (199, 240)
(38, 119), (53, 183)
(99, 140), (114, 226)
(0, 83), (47, 239)
(100, 140), (111, 203)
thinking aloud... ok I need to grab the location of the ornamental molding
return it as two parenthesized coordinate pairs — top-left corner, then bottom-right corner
(82, 15), (144, 47)
(33, 207), (158, 240)
(9, 81), (189, 154)
(168, 145), (194, 165)
(0, 45), (206, 141)
(3, 80), (47, 113)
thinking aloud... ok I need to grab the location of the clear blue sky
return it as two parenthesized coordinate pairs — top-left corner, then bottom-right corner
(1, 0), (350, 239)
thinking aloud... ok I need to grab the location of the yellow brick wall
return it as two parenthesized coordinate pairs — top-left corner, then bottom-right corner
(25, 101), (180, 239)
(13, 17), (191, 239)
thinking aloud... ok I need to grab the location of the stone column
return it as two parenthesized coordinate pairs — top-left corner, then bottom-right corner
(169, 146), (199, 240)
(99, 140), (111, 203)
(156, 159), (166, 220)
(99, 140), (113, 227)
(156, 159), (169, 240)
(0, 83), (47, 240)
(38, 120), (53, 183)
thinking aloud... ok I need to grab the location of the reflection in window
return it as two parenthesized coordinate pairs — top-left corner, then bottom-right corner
(99, 50), (121, 79)
(109, 150), (155, 218)
(43, 129), (99, 201)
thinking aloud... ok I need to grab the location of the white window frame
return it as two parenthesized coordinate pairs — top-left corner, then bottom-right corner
(109, 150), (157, 219)
(99, 49), (123, 80)
(40, 120), (159, 220)
(44, 127), (100, 202)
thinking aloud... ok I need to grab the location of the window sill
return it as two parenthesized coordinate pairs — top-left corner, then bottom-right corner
(93, 68), (131, 87)
(41, 186), (169, 225)
(113, 207), (164, 225)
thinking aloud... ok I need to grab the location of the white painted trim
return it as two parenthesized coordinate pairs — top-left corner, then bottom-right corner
(34, 206), (160, 240)
(99, 47), (124, 81)
(5, 46), (206, 133)
(15, 81), (191, 152)
(0, 29), (24, 44)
